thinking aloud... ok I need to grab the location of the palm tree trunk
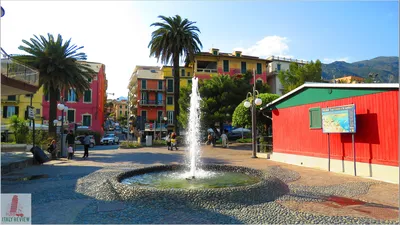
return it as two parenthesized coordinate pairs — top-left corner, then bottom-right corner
(173, 54), (180, 136)
(48, 87), (58, 138)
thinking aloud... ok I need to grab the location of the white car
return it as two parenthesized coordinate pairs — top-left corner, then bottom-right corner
(100, 134), (120, 145)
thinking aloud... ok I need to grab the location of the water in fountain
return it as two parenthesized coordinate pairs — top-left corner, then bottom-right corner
(186, 76), (202, 178)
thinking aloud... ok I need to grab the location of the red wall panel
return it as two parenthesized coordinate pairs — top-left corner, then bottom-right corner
(273, 90), (398, 166)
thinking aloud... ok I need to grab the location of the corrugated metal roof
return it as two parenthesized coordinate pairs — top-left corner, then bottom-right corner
(261, 82), (399, 110)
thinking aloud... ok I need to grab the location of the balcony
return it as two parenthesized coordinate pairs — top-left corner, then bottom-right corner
(139, 100), (164, 107)
(1, 95), (19, 104)
(1, 48), (40, 95)
(141, 87), (165, 92)
(196, 68), (218, 73)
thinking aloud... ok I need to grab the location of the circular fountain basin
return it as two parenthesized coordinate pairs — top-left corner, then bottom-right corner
(111, 164), (289, 204)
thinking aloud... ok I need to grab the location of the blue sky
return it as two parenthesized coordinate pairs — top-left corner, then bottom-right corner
(1, 1), (398, 97)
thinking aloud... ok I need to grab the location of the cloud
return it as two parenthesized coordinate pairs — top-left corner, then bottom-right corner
(322, 57), (350, 63)
(233, 36), (293, 58)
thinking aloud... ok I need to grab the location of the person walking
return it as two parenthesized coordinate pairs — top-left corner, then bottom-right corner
(221, 130), (228, 148)
(170, 132), (178, 150)
(82, 133), (90, 159)
(166, 132), (171, 150)
(67, 144), (74, 160)
(66, 130), (75, 157)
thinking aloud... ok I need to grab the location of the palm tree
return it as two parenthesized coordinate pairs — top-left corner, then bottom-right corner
(13, 33), (95, 136)
(148, 15), (203, 135)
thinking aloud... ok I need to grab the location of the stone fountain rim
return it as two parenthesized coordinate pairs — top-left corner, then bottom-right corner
(113, 164), (272, 192)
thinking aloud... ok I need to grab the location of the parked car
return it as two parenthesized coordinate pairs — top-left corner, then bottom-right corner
(100, 134), (120, 145)
(75, 135), (95, 148)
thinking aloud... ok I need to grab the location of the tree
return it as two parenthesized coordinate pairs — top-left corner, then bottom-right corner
(13, 34), (94, 136)
(178, 84), (192, 129)
(278, 60), (322, 94)
(10, 115), (29, 144)
(148, 15), (203, 135)
(232, 93), (280, 134)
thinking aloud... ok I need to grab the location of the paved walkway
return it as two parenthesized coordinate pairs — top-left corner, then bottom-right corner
(1, 144), (398, 223)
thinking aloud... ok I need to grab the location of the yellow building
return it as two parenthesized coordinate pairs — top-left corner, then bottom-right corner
(188, 48), (271, 84)
(333, 75), (365, 84)
(1, 86), (44, 126)
(112, 97), (128, 120)
(160, 66), (194, 123)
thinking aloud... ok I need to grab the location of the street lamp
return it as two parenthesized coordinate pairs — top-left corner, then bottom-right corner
(244, 69), (262, 158)
(57, 100), (68, 158)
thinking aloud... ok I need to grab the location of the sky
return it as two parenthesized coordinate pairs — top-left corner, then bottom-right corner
(1, 1), (398, 98)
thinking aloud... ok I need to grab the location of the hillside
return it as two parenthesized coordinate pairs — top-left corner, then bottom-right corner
(321, 56), (399, 83)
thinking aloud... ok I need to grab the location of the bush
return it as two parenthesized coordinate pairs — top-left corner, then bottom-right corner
(119, 141), (141, 149)
(26, 130), (50, 147)
(153, 140), (166, 146)
(237, 138), (252, 143)
(10, 115), (29, 144)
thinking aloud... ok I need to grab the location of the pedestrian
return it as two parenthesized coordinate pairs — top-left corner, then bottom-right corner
(47, 139), (58, 159)
(67, 144), (74, 160)
(66, 130), (75, 157)
(207, 132), (212, 145)
(170, 132), (178, 150)
(221, 130), (228, 148)
(166, 132), (171, 150)
(82, 133), (90, 159)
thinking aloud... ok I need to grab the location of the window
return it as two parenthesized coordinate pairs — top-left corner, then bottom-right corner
(167, 111), (173, 124)
(35, 109), (40, 115)
(67, 89), (77, 102)
(82, 115), (91, 126)
(141, 92), (148, 103)
(277, 64), (281, 71)
(120, 105), (122, 109)
(2, 106), (18, 118)
(125, 111), (128, 116)
(158, 80), (163, 90)
(241, 62), (247, 74)
(213, 50), (218, 55)
(120, 110), (122, 115)
(45, 90), (61, 101)
(181, 69), (185, 77)
(167, 96), (173, 105)
(125, 106), (128, 109)
(7, 95), (16, 101)
(157, 93), (163, 104)
(141, 111), (147, 122)
(67, 110), (75, 122)
(83, 90), (92, 103)
(257, 63), (262, 74)
(309, 107), (322, 129)
(223, 60), (229, 72)
(157, 111), (163, 121)
(188, 80), (192, 85)
(88, 77), (92, 83)
(167, 79), (174, 92)
(187, 72), (191, 77)
(256, 80), (263, 85)
(236, 53), (241, 57)
(141, 80), (147, 89)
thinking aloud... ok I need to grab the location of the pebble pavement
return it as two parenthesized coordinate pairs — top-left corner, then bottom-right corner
(1, 157), (398, 224)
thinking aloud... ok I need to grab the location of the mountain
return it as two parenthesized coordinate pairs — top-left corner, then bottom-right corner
(321, 56), (399, 83)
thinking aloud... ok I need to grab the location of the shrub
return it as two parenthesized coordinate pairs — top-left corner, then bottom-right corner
(153, 140), (166, 146)
(10, 115), (29, 144)
(119, 141), (141, 149)
(237, 138), (252, 143)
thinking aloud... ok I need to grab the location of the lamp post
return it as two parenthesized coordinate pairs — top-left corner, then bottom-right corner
(57, 99), (68, 158)
(244, 69), (262, 158)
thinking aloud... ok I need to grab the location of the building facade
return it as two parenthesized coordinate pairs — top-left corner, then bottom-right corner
(266, 56), (309, 96)
(332, 75), (365, 84)
(113, 97), (128, 120)
(189, 48), (271, 84)
(42, 61), (107, 134)
(263, 83), (399, 183)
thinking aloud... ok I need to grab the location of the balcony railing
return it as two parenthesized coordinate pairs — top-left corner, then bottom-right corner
(1, 48), (39, 87)
(141, 87), (165, 91)
(140, 100), (164, 106)
(197, 68), (218, 73)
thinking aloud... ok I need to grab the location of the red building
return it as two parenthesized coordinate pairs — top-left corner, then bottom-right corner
(262, 83), (399, 183)
(42, 61), (107, 135)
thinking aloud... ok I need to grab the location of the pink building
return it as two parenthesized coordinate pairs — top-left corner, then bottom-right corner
(42, 61), (107, 134)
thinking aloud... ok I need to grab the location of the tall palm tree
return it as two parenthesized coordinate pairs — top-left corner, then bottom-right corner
(13, 33), (95, 136)
(148, 15), (202, 135)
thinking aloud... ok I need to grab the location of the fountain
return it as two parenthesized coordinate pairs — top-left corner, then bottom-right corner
(110, 77), (289, 203)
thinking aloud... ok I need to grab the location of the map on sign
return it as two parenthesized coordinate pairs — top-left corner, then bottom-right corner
(321, 104), (356, 133)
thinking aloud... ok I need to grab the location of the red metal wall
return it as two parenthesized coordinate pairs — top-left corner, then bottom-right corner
(272, 90), (398, 166)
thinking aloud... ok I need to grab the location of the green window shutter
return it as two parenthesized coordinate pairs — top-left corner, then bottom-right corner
(15, 106), (19, 117)
(257, 63), (262, 74)
(223, 60), (229, 72)
(67, 110), (74, 122)
(3, 106), (7, 118)
(181, 69), (185, 76)
(142, 80), (147, 89)
(241, 62), (247, 74)
(84, 90), (91, 102)
(187, 72), (191, 77)
(309, 107), (322, 129)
